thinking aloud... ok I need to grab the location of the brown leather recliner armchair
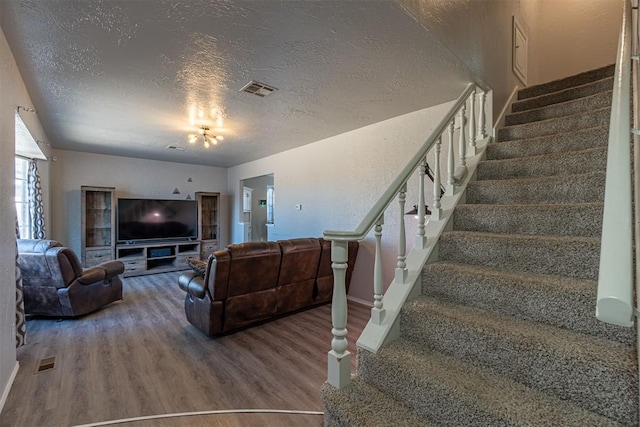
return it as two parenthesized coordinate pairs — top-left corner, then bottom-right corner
(17, 239), (124, 317)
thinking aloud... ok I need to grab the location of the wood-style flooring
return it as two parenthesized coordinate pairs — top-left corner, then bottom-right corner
(0, 272), (370, 427)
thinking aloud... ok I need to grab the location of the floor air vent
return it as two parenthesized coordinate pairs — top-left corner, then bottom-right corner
(36, 356), (56, 373)
(240, 80), (278, 97)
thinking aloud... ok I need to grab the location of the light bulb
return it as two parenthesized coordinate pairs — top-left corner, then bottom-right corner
(215, 135), (224, 141)
(204, 140), (210, 148)
(188, 134), (197, 144)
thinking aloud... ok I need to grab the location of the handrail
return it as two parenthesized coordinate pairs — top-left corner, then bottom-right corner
(323, 82), (491, 389)
(596, 0), (634, 327)
(324, 83), (476, 241)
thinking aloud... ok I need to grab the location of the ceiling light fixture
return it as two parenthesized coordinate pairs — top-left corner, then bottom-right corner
(188, 125), (224, 148)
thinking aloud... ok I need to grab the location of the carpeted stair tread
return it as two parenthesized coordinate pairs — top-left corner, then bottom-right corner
(321, 379), (430, 427)
(466, 171), (604, 205)
(453, 203), (603, 237)
(512, 77), (614, 113)
(506, 90), (612, 126)
(486, 126), (608, 160)
(517, 64), (615, 100)
(422, 261), (634, 344)
(438, 230), (600, 280)
(498, 106), (610, 141)
(400, 297), (637, 424)
(322, 64), (634, 427)
(477, 146), (607, 180)
(357, 339), (622, 426)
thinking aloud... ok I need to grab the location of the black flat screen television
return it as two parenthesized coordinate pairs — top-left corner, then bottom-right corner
(117, 198), (198, 242)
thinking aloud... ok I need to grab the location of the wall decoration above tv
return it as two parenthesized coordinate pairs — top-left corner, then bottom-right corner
(117, 198), (198, 242)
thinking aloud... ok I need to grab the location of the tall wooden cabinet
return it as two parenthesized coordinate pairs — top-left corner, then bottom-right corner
(81, 186), (116, 267)
(196, 192), (220, 259)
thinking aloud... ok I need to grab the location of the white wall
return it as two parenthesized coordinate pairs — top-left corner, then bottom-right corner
(0, 25), (54, 413)
(50, 150), (229, 257)
(228, 101), (455, 303)
(400, 0), (542, 117)
(537, 0), (621, 83)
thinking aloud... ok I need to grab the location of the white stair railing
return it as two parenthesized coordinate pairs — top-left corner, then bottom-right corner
(323, 83), (490, 388)
(597, 0), (635, 327)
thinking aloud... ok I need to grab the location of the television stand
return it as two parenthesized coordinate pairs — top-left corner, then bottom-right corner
(116, 240), (201, 277)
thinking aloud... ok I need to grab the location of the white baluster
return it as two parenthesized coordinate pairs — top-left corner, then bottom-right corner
(468, 91), (477, 156)
(416, 159), (427, 250)
(446, 119), (456, 195)
(478, 91), (487, 139)
(327, 240), (350, 388)
(458, 104), (467, 170)
(371, 216), (385, 325)
(432, 136), (442, 220)
(396, 185), (408, 283)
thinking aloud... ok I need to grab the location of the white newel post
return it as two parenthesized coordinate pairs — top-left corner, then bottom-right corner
(416, 159), (427, 250)
(371, 215), (385, 325)
(468, 91), (477, 156)
(446, 119), (456, 195)
(458, 104), (467, 171)
(432, 136), (442, 220)
(396, 185), (408, 283)
(478, 91), (487, 139)
(327, 239), (350, 388)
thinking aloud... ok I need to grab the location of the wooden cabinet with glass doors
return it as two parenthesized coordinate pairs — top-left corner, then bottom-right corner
(196, 192), (220, 260)
(81, 186), (116, 267)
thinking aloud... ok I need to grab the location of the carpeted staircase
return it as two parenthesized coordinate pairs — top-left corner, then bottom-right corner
(322, 64), (638, 426)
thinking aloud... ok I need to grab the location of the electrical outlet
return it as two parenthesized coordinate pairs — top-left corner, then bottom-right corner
(295, 204), (302, 210)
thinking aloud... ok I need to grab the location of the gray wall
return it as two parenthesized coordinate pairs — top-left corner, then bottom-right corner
(537, 0), (621, 83)
(0, 26), (18, 413)
(400, 0), (542, 116)
(50, 150), (229, 257)
(0, 26), (52, 412)
(228, 101), (457, 303)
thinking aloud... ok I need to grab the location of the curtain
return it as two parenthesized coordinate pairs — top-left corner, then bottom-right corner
(15, 208), (26, 347)
(27, 159), (46, 239)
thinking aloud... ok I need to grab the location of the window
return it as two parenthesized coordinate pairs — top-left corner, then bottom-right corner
(15, 157), (30, 238)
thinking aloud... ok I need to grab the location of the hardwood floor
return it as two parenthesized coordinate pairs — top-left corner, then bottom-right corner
(0, 272), (370, 427)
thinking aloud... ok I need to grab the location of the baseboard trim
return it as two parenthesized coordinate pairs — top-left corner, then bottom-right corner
(0, 361), (19, 414)
(493, 85), (520, 138)
(347, 295), (373, 307)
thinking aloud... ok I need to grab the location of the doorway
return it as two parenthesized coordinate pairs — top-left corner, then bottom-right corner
(240, 173), (274, 242)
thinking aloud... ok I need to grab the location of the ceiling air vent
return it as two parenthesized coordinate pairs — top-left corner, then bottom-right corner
(240, 80), (278, 97)
(166, 145), (185, 151)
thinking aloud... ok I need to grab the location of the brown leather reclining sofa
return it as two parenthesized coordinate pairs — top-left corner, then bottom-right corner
(178, 237), (359, 337)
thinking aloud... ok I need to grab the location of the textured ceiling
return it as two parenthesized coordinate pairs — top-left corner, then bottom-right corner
(1, 0), (472, 167)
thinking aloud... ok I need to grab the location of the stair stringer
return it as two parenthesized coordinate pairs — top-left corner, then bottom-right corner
(356, 138), (489, 354)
